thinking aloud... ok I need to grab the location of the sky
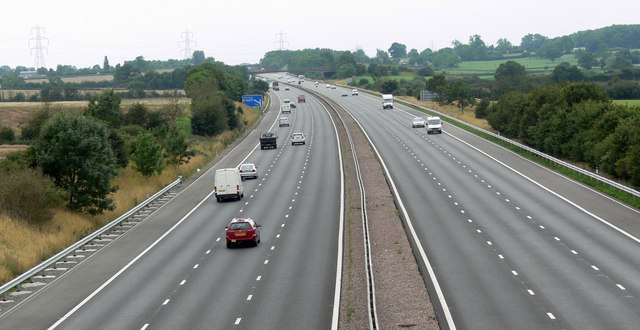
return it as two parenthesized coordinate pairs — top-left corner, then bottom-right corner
(1, 0), (638, 70)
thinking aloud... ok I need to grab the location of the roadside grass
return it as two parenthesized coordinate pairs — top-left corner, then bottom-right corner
(0, 100), (259, 284)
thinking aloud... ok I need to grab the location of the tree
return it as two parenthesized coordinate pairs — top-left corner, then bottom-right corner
(494, 60), (527, 97)
(132, 132), (164, 176)
(85, 89), (123, 128)
(388, 42), (407, 60)
(33, 113), (118, 214)
(124, 101), (149, 127)
(520, 33), (548, 53)
(193, 50), (206, 65)
(375, 49), (392, 64)
(575, 50), (598, 70)
(191, 91), (231, 136)
(551, 62), (584, 83)
(426, 73), (448, 105)
(164, 125), (195, 166)
(103, 56), (111, 71)
(21, 107), (51, 140)
(431, 48), (460, 68)
(380, 79), (398, 94)
(495, 38), (514, 55)
(446, 80), (475, 113)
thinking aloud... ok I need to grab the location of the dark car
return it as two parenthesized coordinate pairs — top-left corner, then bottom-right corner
(226, 218), (261, 248)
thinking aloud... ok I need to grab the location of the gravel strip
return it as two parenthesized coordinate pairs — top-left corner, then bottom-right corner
(329, 103), (439, 329)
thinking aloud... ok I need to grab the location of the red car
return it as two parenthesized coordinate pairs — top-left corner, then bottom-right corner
(297, 95), (306, 103)
(226, 218), (261, 248)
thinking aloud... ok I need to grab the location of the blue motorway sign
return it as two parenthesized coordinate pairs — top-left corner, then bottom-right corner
(242, 95), (263, 107)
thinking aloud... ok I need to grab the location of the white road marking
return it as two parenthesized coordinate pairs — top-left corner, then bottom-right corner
(247, 295), (253, 301)
(468, 219), (473, 223)
(256, 276), (261, 281)
(163, 299), (170, 305)
(206, 250), (211, 254)
(528, 290), (535, 295)
(539, 225), (545, 229)
(271, 246), (275, 250)
(617, 284), (626, 290)
(276, 234), (280, 238)
(235, 318), (241, 325)
(193, 264), (199, 269)
(571, 250), (578, 254)
(591, 265), (600, 271)
(141, 324), (149, 330)
(216, 238), (221, 242)
(554, 237), (560, 241)
(264, 260), (269, 264)
(498, 255), (504, 259)
(512, 270), (518, 276)
(547, 313), (556, 320)
(487, 241), (492, 246)
(180, 280), (186, 285)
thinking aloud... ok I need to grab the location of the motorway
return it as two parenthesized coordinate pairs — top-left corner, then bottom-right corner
(314, 82), (640, 329)
(2, 75), (640, 330)
(0, 86), (343, 329)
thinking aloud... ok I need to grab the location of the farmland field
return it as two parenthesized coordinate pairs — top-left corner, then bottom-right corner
(446, 54), (580, 77)
(0, 97), (191, 136)
(25, 74), (114, 84)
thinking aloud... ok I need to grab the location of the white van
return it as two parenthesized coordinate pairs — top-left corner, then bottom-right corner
(214, 168), (244, 202)
(427, 116), (443, 134)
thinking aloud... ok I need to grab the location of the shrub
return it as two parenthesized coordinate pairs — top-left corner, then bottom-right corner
(0, 126), (15, 143)
(0, 168), (63, 225)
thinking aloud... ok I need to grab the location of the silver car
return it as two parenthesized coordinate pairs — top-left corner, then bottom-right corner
(412, 117), (426, 128)
(291, 132), (306, 145)
(239, 163), (258, 180)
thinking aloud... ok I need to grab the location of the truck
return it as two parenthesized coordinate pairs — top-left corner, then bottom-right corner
(281, 103), (291, 113)
(272, 81), (280, 91)
(214, 168), (244, 202)
(260, 132), (278, 150)
(382, 94), (394, 109)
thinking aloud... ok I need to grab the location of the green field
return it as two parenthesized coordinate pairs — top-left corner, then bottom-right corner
(613, 99), (640, 107)
(446, 54), (579, 77)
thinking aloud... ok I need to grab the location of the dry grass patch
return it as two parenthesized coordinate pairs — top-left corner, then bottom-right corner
(0, 211), (94, 284)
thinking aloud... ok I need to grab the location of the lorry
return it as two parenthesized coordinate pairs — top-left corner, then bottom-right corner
(426, 116), (443, 134)
(382, 94), (394, 109)
(214, 168), (244, 202)
(260, 132), (278, 149)
(272, 81), (280, 91)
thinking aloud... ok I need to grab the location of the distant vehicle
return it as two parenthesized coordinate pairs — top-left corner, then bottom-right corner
(298, 74), (305, 81)
(315, 81), (319, 87)
(325, 84), (331, 88)
(272, 81), (279, 91)
(214, 168), (244, 202)
(341, 91), (348, 97)
(297, 95), (306, 103)
(411, 117), (426, 128)
(284, 86), (290, 91)
(427, 116), (443, 134)
(351, 89), (359, 96)
(225, 217), (261, 248)
(279, 117), (290, 127)
(239, 163), (258, 180)
(291, 132), (306, 145)
(283, 98), (291, 105)
(331, 85), (336, 89)
(382, 94), (394, 109)
(282, 103), (291, 113)
(260, 132), (278, 149)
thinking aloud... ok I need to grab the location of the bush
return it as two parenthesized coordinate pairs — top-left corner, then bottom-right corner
(0, 126), (15, 143)
(0, 168), (63, 225)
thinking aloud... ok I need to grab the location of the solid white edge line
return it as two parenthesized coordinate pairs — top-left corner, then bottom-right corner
(447, 132), (640, 245)
(342, 103), (457, 329)
(47, 190), (216, 329)
(320, 101), (345, 330)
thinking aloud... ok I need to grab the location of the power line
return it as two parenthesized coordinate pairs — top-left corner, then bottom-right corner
(30, 25), (49, 69)
(180, 30), (197, 60)
(274, 31), (289, 51)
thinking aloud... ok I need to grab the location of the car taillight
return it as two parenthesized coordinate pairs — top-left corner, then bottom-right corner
(236, 184), (239, 190)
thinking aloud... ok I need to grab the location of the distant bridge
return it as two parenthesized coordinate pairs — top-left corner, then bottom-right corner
(248, 66), (337, 75)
